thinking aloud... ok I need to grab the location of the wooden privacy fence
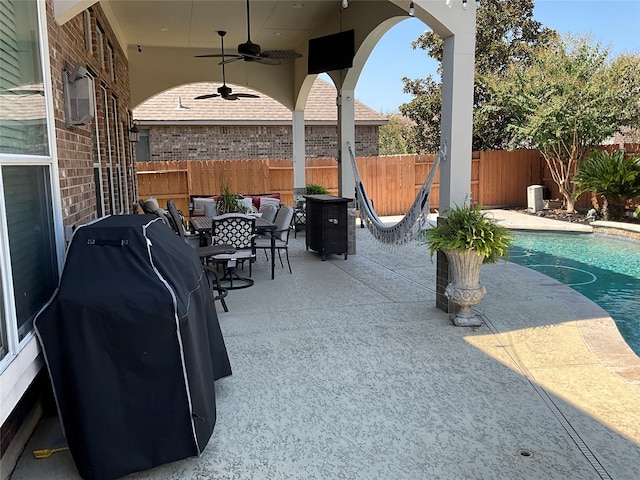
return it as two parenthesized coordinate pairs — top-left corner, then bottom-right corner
(137, 148), (619, 217)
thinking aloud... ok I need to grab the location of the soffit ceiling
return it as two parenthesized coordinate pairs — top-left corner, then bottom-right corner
(56, 1), (468, 108)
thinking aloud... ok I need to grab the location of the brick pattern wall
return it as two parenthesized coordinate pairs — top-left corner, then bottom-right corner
(144, 124), (380, 161)
(149, 125), (293, 160)
(303, 125), (380, 158)
(46, 1), (133, 227)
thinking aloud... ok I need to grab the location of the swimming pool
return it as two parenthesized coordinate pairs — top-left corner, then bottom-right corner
(508, 231), (640, 356)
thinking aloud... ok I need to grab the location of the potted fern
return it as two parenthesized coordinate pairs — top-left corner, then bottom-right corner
(423, 203), (513, 326)
(216, 186), (248, 214)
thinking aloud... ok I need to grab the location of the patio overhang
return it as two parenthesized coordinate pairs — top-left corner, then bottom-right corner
(53, 0), (476, 207)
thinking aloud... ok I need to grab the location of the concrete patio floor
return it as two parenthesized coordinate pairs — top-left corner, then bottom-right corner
(9, 210), (640, 480)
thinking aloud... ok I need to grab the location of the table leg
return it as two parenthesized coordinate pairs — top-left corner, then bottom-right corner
(271, 234), (275, 279)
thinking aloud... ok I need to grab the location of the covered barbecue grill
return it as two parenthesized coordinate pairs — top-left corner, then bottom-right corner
(34, 215), (232, 480)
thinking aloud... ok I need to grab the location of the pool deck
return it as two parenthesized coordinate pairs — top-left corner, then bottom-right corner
(8, 210), (640, 480)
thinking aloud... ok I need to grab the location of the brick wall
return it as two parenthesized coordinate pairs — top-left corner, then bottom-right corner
(144, 124), (380, 161)
(306, 125), (379, 158)
(46, 1), (133, 227)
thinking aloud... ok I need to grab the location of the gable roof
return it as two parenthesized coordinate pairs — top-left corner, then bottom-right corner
(133, 78), (387, 126)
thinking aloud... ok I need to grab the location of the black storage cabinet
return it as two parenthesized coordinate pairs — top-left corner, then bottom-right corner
(304, 194), (351, 260)
(34, 215), (232, 480)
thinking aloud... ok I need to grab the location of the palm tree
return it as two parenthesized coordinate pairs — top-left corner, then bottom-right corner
(573, 149), (640, 220)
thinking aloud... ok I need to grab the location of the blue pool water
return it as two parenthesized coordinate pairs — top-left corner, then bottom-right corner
(508, 231), (640, 355)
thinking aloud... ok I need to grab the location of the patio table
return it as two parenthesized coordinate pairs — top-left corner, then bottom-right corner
(191, 216), (278, 279)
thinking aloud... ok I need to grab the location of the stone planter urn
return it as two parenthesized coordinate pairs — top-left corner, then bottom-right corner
(443, 248), (487, 327)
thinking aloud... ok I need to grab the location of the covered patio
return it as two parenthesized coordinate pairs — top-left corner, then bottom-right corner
(2, 1), (474, 470)
(11, 216), (640, 479)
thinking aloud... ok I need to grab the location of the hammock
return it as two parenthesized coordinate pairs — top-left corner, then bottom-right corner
(347, 142), (441, 245)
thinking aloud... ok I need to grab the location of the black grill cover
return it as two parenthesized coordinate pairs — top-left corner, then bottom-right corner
(34, 215), (232, 480)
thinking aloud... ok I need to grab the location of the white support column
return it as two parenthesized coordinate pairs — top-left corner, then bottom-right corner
(337, 88), (357, 255)
(434, 4), (476, 314)
(337, 88), (356, 199)
(292, 110), (306, 200)
(439, 31), (476, 210)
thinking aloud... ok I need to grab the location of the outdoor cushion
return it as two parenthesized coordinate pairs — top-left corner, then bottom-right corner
(246, 193), (280, 209)
(259, 197), (281, 209)
(155, 207), (173, 227)
(193, 197), (216, 217)
(258, 203), (278, 223)
(141, 197), (160, 214)
(240, 197), (258, 213)
(203, 199), (218, 218)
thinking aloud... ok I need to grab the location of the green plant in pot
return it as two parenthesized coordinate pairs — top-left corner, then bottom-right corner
(423, 203), (513, 326)
(216, 186), (247, 215)
(305, 183), (330, 195)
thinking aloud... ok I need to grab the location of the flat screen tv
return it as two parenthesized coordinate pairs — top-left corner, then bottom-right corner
(308, 29), (355, 75)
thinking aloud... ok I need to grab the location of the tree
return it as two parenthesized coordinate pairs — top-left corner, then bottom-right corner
(573, 150), (640, 220)
(485, 37), (640, 212)
(378, 115), (417, 155)
(400, 0), (557, 152)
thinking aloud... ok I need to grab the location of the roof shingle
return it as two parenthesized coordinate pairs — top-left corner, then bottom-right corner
(133, 78), (386, 125)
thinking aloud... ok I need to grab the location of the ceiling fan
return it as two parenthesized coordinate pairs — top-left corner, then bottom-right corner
(194, 31), (260, 101)
(195, 0), (302, 66)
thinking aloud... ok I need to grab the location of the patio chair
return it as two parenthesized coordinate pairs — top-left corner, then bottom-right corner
(140, 197), (175, 230)
(210, 214), (257, 289)
(256, 205), (294, 274)
(293, 201), (306, 238)
(258, 203), (278, 223)
(167, 199), (231, 310)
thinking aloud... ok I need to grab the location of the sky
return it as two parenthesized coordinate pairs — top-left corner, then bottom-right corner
(351, 0), (640, 114)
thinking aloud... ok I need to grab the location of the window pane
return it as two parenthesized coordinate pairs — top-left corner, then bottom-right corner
(135, 129), (150, 161)
(3, 166), (58, 340)
(0, 0), (49, 156)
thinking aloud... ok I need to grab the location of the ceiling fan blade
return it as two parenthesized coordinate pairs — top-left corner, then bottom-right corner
(194, 93), (220, 100)
(261, 50), (303, 60)
(254, 57), (283, 66)
(235, 93), (260, 98)
(195, 53), (243, 59)
(219, 57), (244, 65)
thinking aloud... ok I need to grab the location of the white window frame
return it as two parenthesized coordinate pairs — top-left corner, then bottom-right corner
(0, 0), (65, 421)
(101, 85), (115, 214)
(107, 42), (114, 82)
(89, 74), (105, 217)
(83, 9), (92, 53)
(112, 96), (124, 213)
(96, 24), (105, 70)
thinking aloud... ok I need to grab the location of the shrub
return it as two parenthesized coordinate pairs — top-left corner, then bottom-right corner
(573, 150), (640, 220)
(422, 203), (514, 264)
(305, 183), (330, 195)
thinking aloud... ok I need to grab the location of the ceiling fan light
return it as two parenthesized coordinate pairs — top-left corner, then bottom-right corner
(342, 0), (348, 9)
